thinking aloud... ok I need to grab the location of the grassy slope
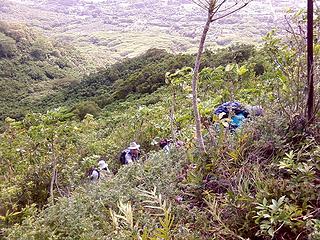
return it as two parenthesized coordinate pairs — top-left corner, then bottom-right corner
(3, 102), (320, 239)
(5, 151), (190, 239)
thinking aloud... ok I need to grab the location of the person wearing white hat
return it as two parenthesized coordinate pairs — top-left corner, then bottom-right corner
(98, 159), (112, 180)
(98, 160), (111, 173)
(89, 159), (111, 181)
(120, 142), (140, 164)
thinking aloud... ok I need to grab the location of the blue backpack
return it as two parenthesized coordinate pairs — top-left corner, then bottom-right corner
(230, 113), (246, 129)
(214, 102), (249, 118)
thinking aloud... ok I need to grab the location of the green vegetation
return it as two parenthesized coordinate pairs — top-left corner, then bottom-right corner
(0, 21), (88, 121)
(38, 44), (254, 111)
(0, 21), (255, 121)
(0, 8), (320, 240)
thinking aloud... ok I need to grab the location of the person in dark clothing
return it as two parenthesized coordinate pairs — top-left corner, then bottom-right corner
(120, 142), (141, 164)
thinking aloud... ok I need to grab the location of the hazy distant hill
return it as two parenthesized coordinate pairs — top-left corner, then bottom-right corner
(0, 0), (305, 65)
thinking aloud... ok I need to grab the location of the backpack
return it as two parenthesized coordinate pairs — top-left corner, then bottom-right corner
(119, 150), (128, 164)
(87, 167), (100, 180)
(214, 102), (249, 118)
(159, 139), (168, 149)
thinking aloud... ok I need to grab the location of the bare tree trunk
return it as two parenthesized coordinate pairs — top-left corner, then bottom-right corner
(190, 0), (251, 153)
(192, 12), (211, 154)
(170, 91), (177, 143)
(49, 140), (57, 204)
(307, 0), (314, 123)
(50, 166), (57, 203)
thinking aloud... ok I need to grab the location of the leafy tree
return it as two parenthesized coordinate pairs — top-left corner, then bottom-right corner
(165, 67), (193, 143)
(263, 8), (320, 124)
(191, 0), (252, 154)
(73, 100), (101, 120)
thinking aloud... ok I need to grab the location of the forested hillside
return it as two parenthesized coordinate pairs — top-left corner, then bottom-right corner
(0, 1), (320, 240)
(0, 21), (88, 121)
(38, 44), (255, 113)
(0, 20), (254, 122)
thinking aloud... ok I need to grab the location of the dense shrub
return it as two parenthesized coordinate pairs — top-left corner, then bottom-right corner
(39, 44), (257, 111)
(73, 100), (101, 120)
(5, 150), (188, 239)
(0, 33), (17, 58)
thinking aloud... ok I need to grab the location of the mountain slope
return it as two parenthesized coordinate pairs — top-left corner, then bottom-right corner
(1, 13), (320, 237)
(0, 19), (255, 122)
(0, 0), (305, 65)
(1, 4), (320, 240)
(36, 44), (255, 112)
(0, 21), (87, 120)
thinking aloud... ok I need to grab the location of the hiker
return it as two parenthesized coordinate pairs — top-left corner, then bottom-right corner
(213, 101), (263, 130)
(88, 159), (111, 181)
(98, 159), (111, 178)
(120, 142), (141, 165)
(159, 138), (185, 153)
(159, 138), (171, 154)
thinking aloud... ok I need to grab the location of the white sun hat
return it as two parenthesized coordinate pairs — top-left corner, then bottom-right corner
(128, 142), (140, 150)
(98, 160), (108, 170)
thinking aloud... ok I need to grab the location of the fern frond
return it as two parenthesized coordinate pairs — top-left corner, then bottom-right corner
(109, 208), (119, 232)
(138, 186), (175, 240)
(117, 200), (134, 229)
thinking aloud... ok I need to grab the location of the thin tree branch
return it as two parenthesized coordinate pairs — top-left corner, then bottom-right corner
(54, 172), (64, 197)
(192, 0), (209, 10)
(214, 0), (237, 15)
(49, 139), (57, 204)
(170, 90), (177, 144)
(191, 12), (212, 154)
(211, 0), (227, 18)
(211, 2), (250, 22)
(314, 100), (320, 116)
(50, 164), (57, 203)
(285, 15), (301, 47)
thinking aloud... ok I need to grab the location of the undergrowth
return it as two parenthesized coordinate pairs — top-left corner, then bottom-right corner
(3, 111), (320, 240)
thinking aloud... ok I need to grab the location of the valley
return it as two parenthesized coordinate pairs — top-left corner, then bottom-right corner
(1, 0), (305, 66)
